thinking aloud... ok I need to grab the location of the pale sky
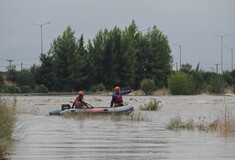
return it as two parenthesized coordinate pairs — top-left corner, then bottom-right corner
(0, 0), (235, 72)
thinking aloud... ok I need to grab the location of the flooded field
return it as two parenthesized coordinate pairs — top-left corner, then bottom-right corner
(5, 94), (235, 159)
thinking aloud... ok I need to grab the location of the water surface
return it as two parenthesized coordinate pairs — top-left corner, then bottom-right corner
(7, 95), (235, 159)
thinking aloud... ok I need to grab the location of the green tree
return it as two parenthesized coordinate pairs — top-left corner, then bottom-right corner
(168, 72), (195, 95)
(6, 65), (17, 83)
(16, 69), (35, 88)
(140, 78), (155, 95)
(0, 74), (4, 88)
(135, 26), (172, 88)
(52, 26), (78, 91)
(207, 74), (226, 94)
(40, 26), (88, 91)
(87, 30), (107, 87)
(35, 52), (58, 91)
(180, 63), (192, 73)
(88, 22), (137, 89)
(118, 21), (137, 88)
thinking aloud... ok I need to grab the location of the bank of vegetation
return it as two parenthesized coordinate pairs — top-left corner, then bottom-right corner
(167, 104), (235, 137)
(0, 21), (235, 95)
(0, 97), (16, 159)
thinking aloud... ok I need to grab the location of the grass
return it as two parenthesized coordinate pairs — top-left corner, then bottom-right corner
(166, 116), (194, 130)
(139, 98), (162, 111)
(0, 96), (16, 159)
(213, 103), (235, 136)
(167, 106), (235, 137)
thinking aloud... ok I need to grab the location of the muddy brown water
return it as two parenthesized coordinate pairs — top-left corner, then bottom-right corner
(4, 95), (235, 159)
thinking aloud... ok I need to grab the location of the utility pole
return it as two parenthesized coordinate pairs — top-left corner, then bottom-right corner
(172, 43), (182, 70)
(215, 34), (230, 73)
(215, 64), (219, 74)
(6, 59), (14, 68)
(31, 22), (51, 54)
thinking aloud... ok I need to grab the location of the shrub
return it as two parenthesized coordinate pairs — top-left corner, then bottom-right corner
(207, 74), (226, 94)
(139, 99), (162, 111)
(19, 85), (32, 93)
(222, 71), (233, 86)
(34, 84), (48, 93)
(190, 71), (206, 94)
(140, 79), (155, 95)
(168, 72), (195, 95)
(167, 116), (184, 130)
(0, 85), (18, 93)
(0, 74), (4, 88)
(90, 83), (106, 92)
(0, 97), (16, 159)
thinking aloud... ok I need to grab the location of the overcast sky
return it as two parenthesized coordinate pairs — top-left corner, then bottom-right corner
(0, 0), (235, 72)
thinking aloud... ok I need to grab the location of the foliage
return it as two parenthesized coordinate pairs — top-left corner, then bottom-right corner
(34, 84), (49, 93)
(167, 116), (205, 131)
(180, 63), (192, 73)
(0, 86), (18, 93)
(34, 52), (58, 92)
(32, 22), (173, 91)
(168, 72), (195, 95)
(90, 83), (106, 92)
(190, 70), (206, 94)
(140, 78), (155, 95)
(207, 74), (226, 94)
(167, 108), (235, 136)
(2, 21), (173, 92)
(0, 97), (16, 159)
(222, 71), (233, 86)
(19, 85), (32, 93)
(16, 69), (35, 88)
(167, 116), (184, 130)
(5, 66), (17, 82)
(135, 26), (172, 88)
(139, 99), (162, 111)
(0, 74), (4, 87)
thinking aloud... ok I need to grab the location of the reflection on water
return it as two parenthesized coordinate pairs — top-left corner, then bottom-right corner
(7, 95), (235, 159)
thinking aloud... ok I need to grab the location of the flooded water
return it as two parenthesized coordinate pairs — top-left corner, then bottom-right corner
(5, 94), (235, 159)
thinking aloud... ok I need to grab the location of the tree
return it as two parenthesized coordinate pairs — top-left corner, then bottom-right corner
(39, 26), (88, 91)
(168, 72), (195, 95)
(0, 74), (4, 88)
(135, 26), (172, 88)
(118, 21), (137, 88)
(5, 65), (17, 82)
(35, 52), (58, 91)
(180, 63), (192, 73)
(88, 22), (137, 90)
(16, 69), (35, 88)
(140, 78), (155, 95)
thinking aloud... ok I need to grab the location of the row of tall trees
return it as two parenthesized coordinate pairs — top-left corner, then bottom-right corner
(33, 21), (172, 91)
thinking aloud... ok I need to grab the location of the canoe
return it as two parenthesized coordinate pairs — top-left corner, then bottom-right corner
(49, 104), (134, 116)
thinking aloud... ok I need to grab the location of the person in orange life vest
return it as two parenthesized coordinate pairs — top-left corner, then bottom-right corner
(110, 86), (132, 107)
(72, 91), (89, 109)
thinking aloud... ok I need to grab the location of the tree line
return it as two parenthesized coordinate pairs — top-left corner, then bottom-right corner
(1, 21), (235, 94)
(1, 21), (172, 92)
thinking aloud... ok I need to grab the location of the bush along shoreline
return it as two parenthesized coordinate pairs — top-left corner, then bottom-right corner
(0, 96), (16, 159)
(167, 104), (235, 137)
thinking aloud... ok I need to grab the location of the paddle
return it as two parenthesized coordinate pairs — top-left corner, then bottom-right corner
(69, 101), (94, 109)
(82, 102), (94, 109)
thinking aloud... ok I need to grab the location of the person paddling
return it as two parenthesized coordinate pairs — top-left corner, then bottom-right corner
(72, 91), (89, 109)
(110, 86), (132, 107)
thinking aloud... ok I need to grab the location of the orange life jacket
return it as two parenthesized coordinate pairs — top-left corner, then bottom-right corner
(74, 96), (85, 108)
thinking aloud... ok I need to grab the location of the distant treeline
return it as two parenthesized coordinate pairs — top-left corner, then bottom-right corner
(0, 21), (235, 94)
